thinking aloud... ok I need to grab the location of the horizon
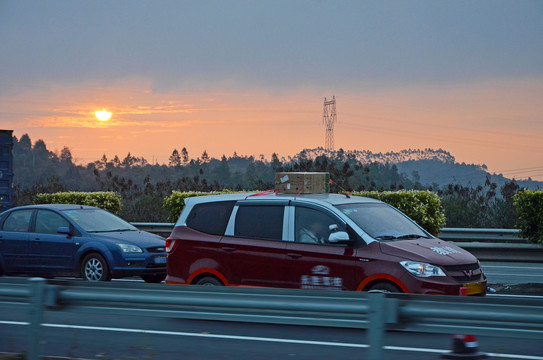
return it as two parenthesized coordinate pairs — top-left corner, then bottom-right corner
(1, 1), (542, 181)
(10, 131), (543, 184)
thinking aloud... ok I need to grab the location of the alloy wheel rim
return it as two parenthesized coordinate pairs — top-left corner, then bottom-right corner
(85, 258), (103, 281)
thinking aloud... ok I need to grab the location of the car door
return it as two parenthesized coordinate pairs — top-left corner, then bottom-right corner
(0, 209), (33, 273)
(284, 205), (359, 290)
(27, 209), (77, 276)
(220, 201), (290, 287)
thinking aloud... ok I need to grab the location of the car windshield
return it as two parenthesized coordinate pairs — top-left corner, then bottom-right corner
(62, 209), (138, 233)
(335, 203), (429, 241)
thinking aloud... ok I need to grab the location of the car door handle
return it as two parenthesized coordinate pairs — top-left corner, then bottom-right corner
(287, 253), (302, 259)
(32, 237), (41, 242)
(221, 247), (236, 253)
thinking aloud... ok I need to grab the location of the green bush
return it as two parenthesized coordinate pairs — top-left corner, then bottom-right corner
(513, 190), (543, 244)
(34, 191), (122, 215)
(351, 190), (446, 236)
(163, 190), (236, 222)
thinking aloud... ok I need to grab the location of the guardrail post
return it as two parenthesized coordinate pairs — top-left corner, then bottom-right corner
(28, 278), (46, 360)
(368, 291), (386, 360)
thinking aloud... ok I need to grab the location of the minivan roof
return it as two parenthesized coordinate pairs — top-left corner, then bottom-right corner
(186, 192), (382, 206)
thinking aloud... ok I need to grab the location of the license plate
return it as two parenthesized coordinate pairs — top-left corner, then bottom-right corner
(462, 282), (484, 295)
(154, 256), (167, 264)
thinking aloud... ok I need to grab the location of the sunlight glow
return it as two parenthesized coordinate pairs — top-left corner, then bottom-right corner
(95, 109), (112, 121)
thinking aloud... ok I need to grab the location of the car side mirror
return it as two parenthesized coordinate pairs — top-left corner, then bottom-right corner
(328, 231), (350, 244)
(57, 227), (72, 236)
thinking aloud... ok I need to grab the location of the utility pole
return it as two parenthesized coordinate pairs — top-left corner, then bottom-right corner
(323, 96), (337, 152)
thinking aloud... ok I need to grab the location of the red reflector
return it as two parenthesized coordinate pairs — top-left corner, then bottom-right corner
(165, 238), (177, 253)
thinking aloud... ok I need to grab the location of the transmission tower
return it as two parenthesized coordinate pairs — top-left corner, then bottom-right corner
(322, 96), (337, 152)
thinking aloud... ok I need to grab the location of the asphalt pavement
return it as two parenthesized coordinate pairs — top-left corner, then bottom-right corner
(481, 261), (543, 286)
(1, 307), (542, 360)
(2, 262), (543, 359)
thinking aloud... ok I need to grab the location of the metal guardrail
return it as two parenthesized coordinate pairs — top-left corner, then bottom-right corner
(439, 227), (525, 243)
(132, 222), (175, 234)
(1, 278), (542, 360)
(437, 228), (543, 262)
(132, 223), (543, 262)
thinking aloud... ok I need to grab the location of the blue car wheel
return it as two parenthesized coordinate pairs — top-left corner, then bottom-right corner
(81, 253), (111, 281)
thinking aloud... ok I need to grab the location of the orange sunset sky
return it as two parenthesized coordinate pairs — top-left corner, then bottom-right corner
(1, 1), (543, 180)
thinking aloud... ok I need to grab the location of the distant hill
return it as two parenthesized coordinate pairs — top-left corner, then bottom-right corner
(298, 147), (543, 190)
(298, 147), (456, 164)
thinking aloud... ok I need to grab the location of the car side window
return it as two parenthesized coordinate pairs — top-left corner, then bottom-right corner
(35, 210), (70, 235)
(234, 205), (283, 241)
(295, 207), (346, 245)
(186, 201), (235, 236)
(2, 210), (33, 232)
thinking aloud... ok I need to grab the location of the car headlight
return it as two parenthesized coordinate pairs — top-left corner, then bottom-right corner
(117, 244), (143, 253)
(400, 261), (446, 277)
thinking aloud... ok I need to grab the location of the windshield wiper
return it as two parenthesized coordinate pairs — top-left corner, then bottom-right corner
(395, 234), (428, 239)
(89, 229), (136, 233)
(374, 235), (398, 240)
(375, 234), (428, 240)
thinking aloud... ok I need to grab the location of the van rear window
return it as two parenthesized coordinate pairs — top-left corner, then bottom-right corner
(234, 205), (283, 241)
(186, 201), (236, 235)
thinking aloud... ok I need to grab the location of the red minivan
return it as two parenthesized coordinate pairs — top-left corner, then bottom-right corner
(166, 193), (486, 295)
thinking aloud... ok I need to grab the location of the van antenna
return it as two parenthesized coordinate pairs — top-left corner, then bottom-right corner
(244, 189), (277, 200)
(329, 178), (351, 198)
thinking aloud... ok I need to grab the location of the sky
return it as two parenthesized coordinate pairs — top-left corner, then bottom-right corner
(1, 0), (543, 180)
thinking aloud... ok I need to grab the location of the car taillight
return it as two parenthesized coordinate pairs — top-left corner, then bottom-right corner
(165, 238), (178, 253)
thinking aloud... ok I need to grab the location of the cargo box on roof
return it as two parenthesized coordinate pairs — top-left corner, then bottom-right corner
(275, 172), (330, 194)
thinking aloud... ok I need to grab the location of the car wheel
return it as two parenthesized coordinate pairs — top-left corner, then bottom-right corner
(195, 276), (223, 286)
(368, 282), (401, 293)
(141, 274), (166, 283)
(81, 253), (111, 281)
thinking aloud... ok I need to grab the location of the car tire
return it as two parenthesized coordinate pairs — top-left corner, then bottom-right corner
(195, 276), (223, 286)
(141, 274), (166, 283)
(368, 282), (402, 293)
(81, 253), (111, 281)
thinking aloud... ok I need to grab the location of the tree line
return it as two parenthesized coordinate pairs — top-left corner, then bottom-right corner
(11, 134), (521, 227)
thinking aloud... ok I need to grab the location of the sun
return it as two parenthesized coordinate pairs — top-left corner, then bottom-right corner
(95, 109), (112, 121)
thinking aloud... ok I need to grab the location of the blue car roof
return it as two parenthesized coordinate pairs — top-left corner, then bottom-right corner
(4, 204), (99, 211)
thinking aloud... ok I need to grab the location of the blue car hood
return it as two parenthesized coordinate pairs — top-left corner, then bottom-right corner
(89, 230), (165, 248)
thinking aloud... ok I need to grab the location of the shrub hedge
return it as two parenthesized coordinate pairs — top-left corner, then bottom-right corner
(34, 191), (122, 215)
(513, 189), (543, 244)
(163, 190), (236, 222)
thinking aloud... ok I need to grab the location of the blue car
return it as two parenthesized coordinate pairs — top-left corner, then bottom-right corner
(0, 204), (167, 282)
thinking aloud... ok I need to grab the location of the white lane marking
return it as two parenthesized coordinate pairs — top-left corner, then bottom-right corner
(2, 321), (543, 359)
(0, 321), (26, 326)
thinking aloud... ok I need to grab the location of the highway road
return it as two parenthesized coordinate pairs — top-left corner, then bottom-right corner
(1, 263), (542, 360)
(1, 306), (542, 360)
(481, 261), (543, 285)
